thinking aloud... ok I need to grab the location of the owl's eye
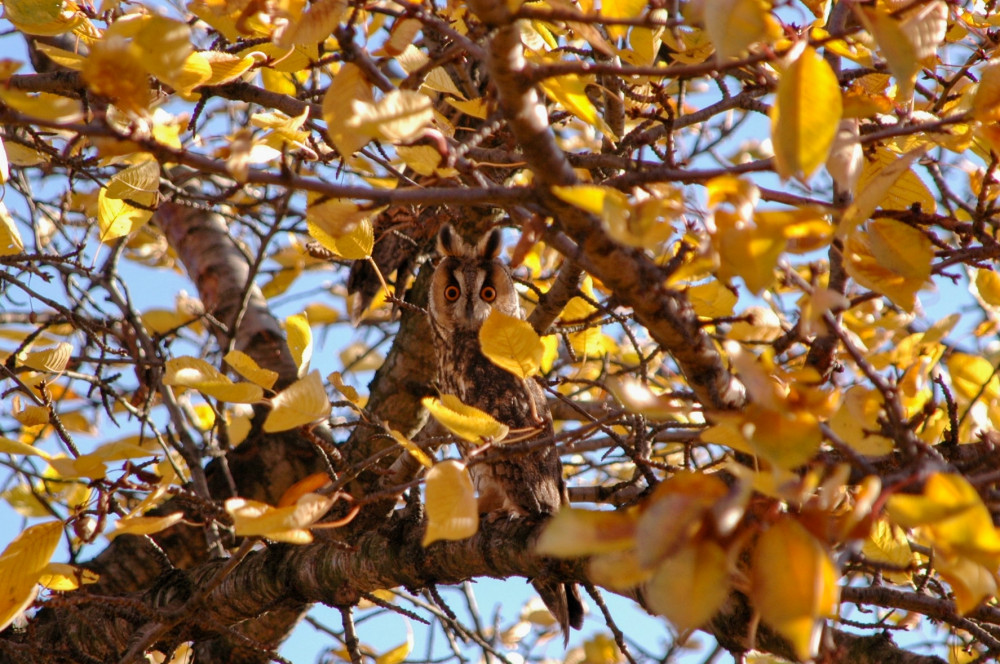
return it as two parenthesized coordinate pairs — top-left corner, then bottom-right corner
(480, 286), (497, 302)
(444, 285), (461, 302)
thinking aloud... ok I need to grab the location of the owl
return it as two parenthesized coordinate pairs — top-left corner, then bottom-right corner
(428, 224), (584, 641)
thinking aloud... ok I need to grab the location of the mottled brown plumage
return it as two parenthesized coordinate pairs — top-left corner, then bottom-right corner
(428, 224), (584, 642)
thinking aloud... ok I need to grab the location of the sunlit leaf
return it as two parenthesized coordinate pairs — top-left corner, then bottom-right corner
(686, 280), (737, 319)
(703, 0), (779, 61)
(285, 313), (312, 375)
(20, 342), (72, 374)
(421, 394), (509, 443)
(647, 541), (730, 633)
(635, 471), (730, 567)
(0, 88), (84, 123)
(346, 90), (433, 144)
(478, 309), (544, 379)
(538, 73), (616, 139)
(751, 518), (839, 661)
(862, 518), (914, 585)
(38, 562), (99, 590)
(844, 219), (932, 312)
(422, 460), (478, 546)
(828, 386), (894, 456)
(537, 508), (637, 557)
(164, 356), (264, 403)
(0, 521), (63, 631)
(974, 269), (1000, 308)
(224, 350), (279, 390)
(838, 147), (931, 235)
(263, 370), (331, 432)
(108, 513), (185, 539)
(391, 430), (433, 469)
(771, 46), (842, 181)
(226, 493), (336, 543)
(0, 206), (23, 256)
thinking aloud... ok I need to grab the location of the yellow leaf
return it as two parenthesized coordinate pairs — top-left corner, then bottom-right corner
(974, 269), (1000, 307)
(587, 550), (650, 590)
(201, 52), (259, 86)
(263, 370), (331, 432)
(323, 63), (375, 157)
(277, 473), (331, 507)
(391, 430), (433, 469)
(636, 472), (731, 567)
(0, 88), (84, 124)
(346, 90), (433, 144)
(445, 97), (489, 120)
(421, 395), (509, 443)
(478, 309), (544, 379)
(285, 313), (312, 375)
(131, 16), (194, 90)
(396, 145), (456, 177)
(0, 205), (24, 255)
(97, 188), (154, 243)
(38, 562), (98, 590)
(0, 436), (51, 460)
(947, 353), (1000, 402)
(141, 308), (198, 335)
(751, 518), (839, 661)
(328, 371), (361, 405)
(376, 629), (413, 664)
(538, 74), (616, 139)
(31, 41), (85, 70)
(844, 220), (931, 312)
(105, 158), (160, 200)
(20, 342), (72, 373)
(224, 350), (279, 390)
(107, 513), (185, 539)
(857, 1), (946, 101)
(536, 508), (637, 557)
(226, 494), (335, 543)
(0, 521), (63, 631)
(934, 552), (997, 615)
(887, 473), (990, 529)
(275, 0), (347, 47)
(4, 0), (85, 36)
(838, 147), (932, 235)
(686, 280), (737, 318)
(647, 541), (730, 633)
(828, 386), (894, 456)
(306, 198), (379, 260)
(703, 0), (779, 61)
(607, 376), (686, 421)
(164, 356), (264, 403)
(862, 519), (913, 585)
(770, 46), (842, 181)
(422, 460), (478, 546)
(81, 37), (151, 114)
(973, 60), (1000, 124)
(600, 0), (646, 39)
(714, 211), (784, 295)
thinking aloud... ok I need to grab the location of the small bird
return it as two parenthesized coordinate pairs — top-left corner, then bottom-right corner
(427, 224), (584, 642)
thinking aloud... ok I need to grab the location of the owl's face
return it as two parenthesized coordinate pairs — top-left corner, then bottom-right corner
(429, 225), (520, 333)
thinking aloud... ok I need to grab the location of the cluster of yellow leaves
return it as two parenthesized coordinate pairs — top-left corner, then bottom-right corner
(538, 471), (841, 660)
(551, 184), (680, 249)
(703, 344), (836, 470)
(887, 473), (1000, 613)
(705, 175), (832, 295)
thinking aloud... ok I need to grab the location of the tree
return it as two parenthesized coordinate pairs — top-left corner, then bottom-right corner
(0, 0), (999, 661)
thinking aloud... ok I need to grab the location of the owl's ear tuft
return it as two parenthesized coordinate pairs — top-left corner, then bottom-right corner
(437, 224), (459, 257)
(478, 228), (502, 260)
